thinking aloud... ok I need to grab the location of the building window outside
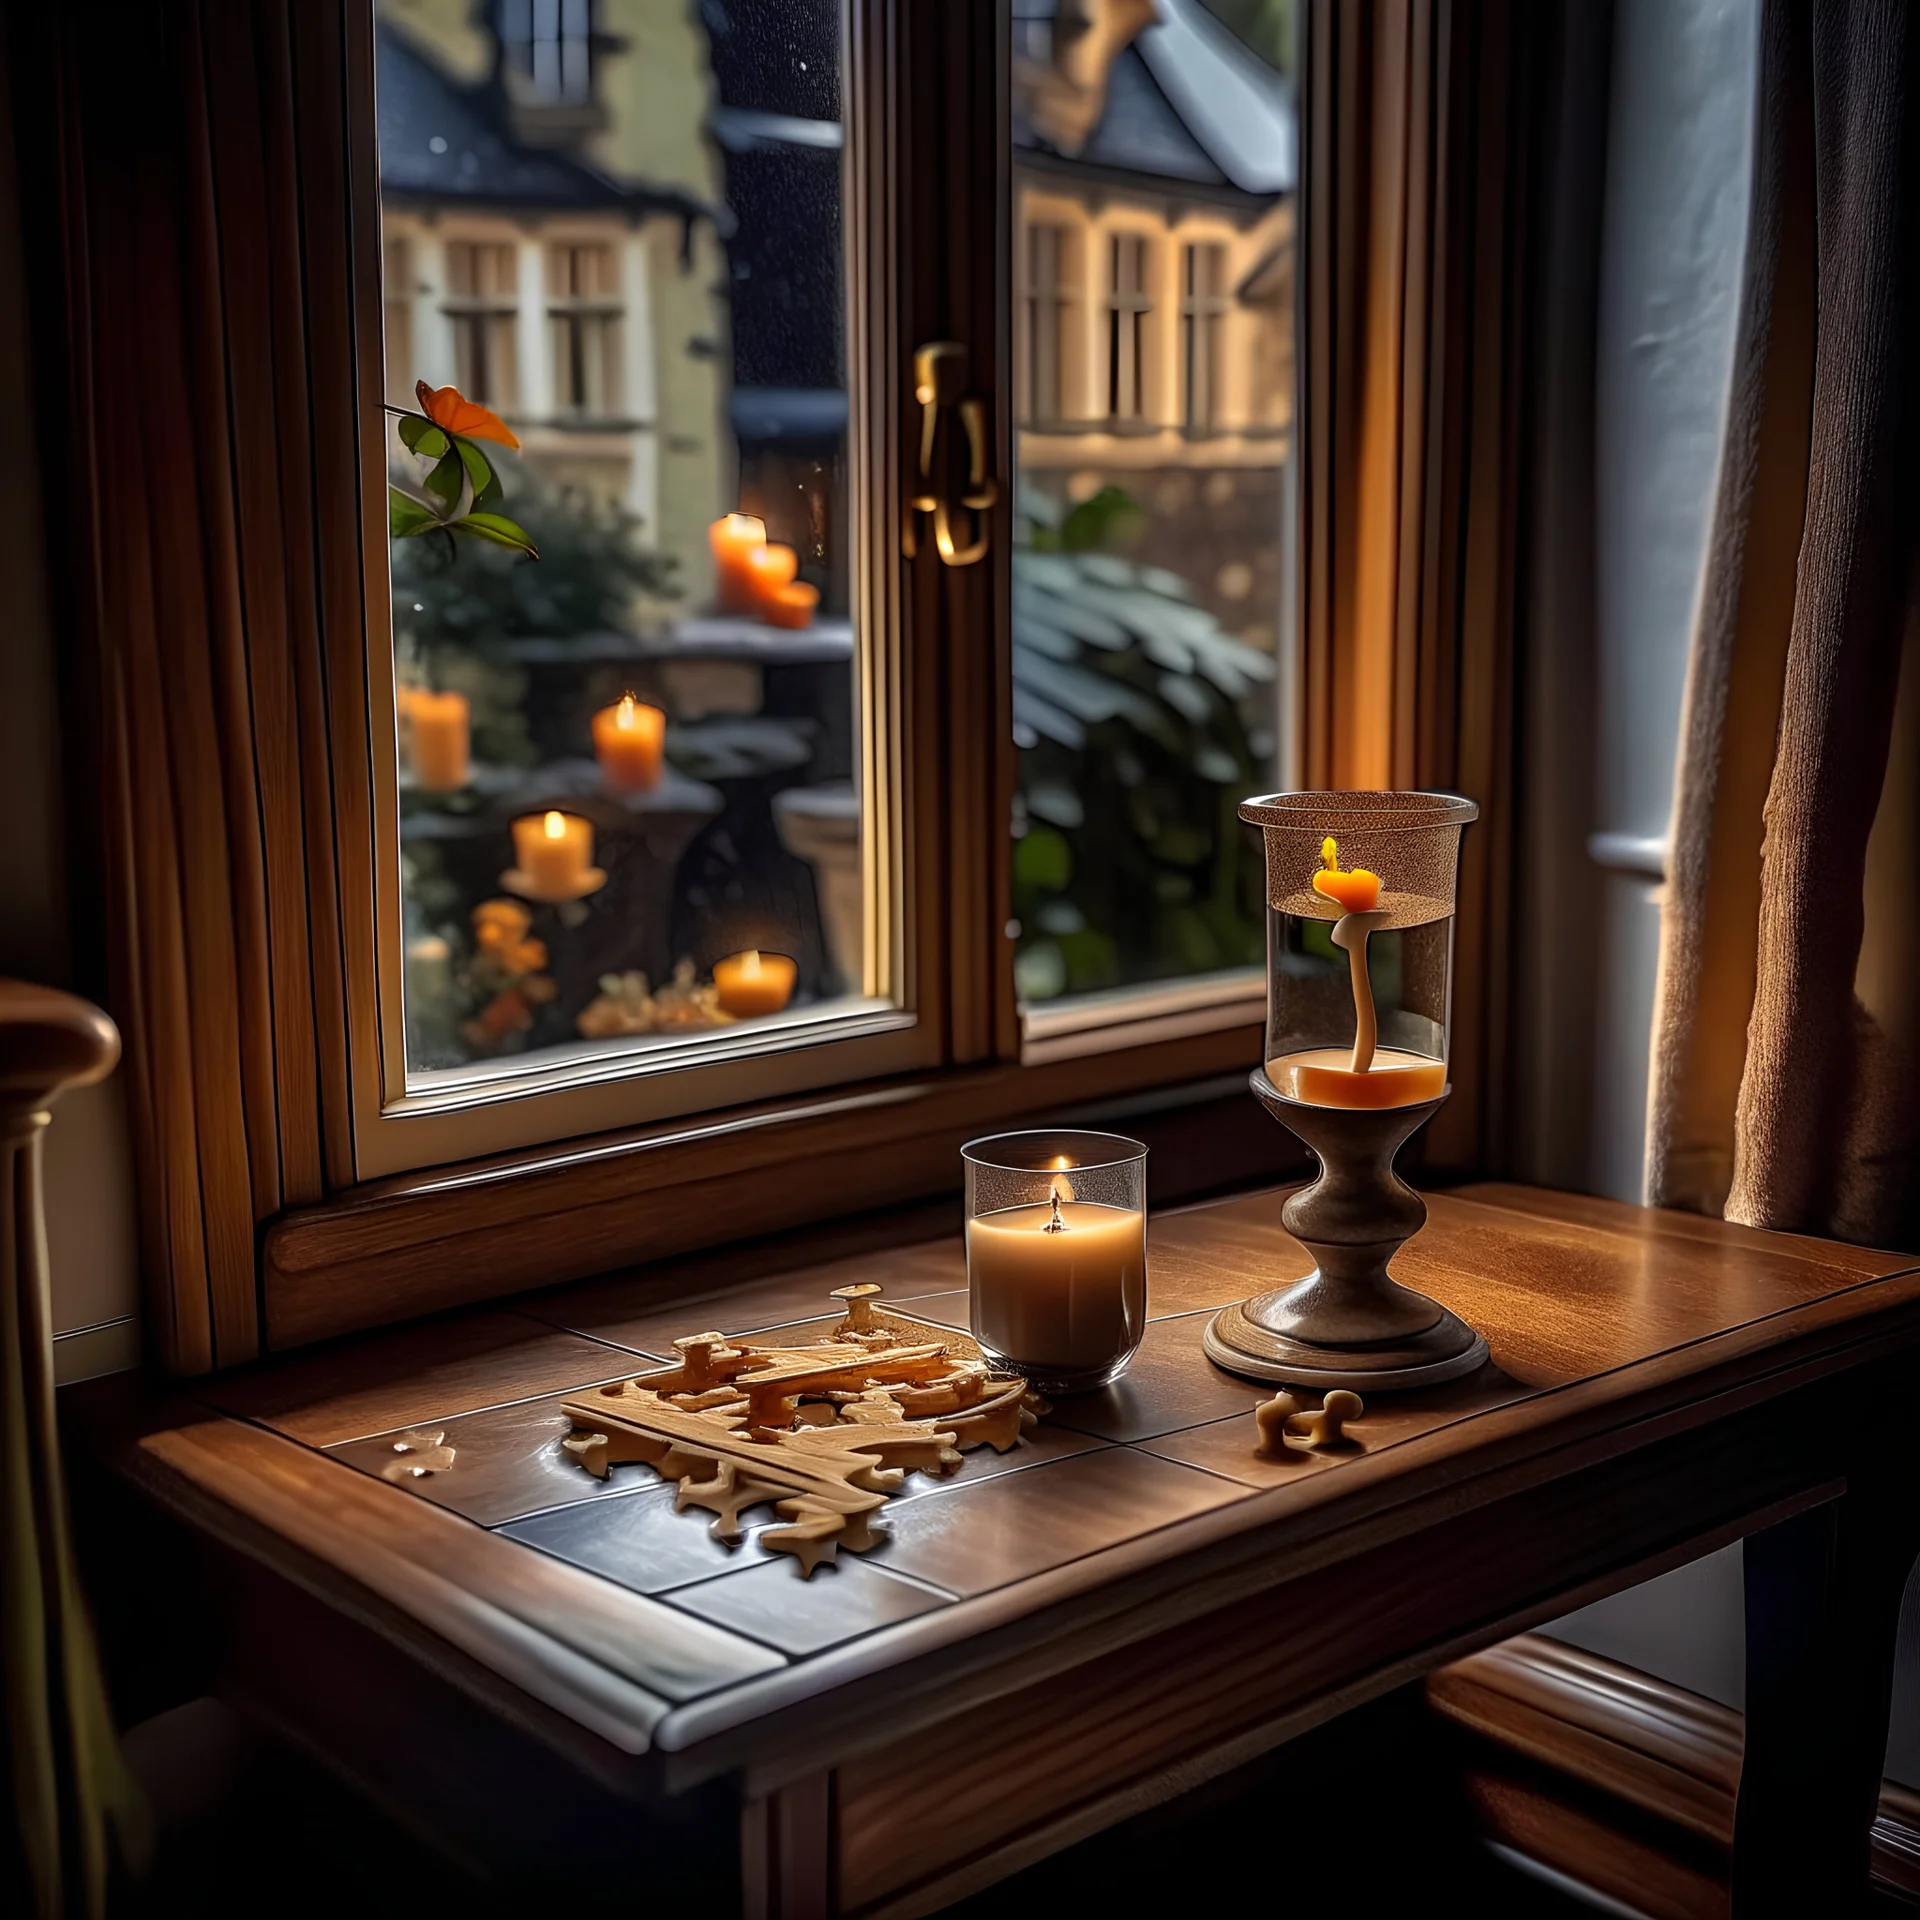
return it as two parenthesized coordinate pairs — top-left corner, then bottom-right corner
(1011, 10), (1294, 1009)
(443, 240), (520, 410)
(1022, 222), (1070, 425)
(500, 0), (593, 106)
(383, 232), (414, 410)
(548, 241), (623, 420)
(1106, 232), (1152, 421)
(1180, 241), (1228, 434)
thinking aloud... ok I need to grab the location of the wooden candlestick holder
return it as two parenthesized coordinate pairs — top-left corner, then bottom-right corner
(1203, 1068), (1488, 1390)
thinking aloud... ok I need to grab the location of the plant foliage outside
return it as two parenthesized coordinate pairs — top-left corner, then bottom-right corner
(1013, 485), (1275, 1001)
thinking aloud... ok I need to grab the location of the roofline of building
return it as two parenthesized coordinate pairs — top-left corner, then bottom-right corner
(1013, 145), (1289, 218)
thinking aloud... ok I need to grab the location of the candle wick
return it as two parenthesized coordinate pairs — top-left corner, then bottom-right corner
(1044, 1188), (1067, 1233)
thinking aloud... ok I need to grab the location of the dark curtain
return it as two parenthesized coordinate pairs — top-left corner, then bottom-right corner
(1647, 0), (1920, 1245)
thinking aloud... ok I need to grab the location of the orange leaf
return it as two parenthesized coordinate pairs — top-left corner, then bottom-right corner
(415, 380), (520, 450)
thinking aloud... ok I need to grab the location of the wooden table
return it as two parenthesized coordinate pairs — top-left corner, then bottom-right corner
(91, 1182), (1920, 1914)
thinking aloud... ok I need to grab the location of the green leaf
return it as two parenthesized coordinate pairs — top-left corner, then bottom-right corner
(397, 416), (450, 460)
(1056, 927), (1120, 993)
(451, 436), (503, 509)
(388, 489), (441, 539)
(447, 511), (539, 559)
(1013, 825), (1071, 893)
(422, 447), (465, 513)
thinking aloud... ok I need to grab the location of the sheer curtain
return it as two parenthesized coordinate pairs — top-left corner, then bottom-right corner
(1648, 0), (1920, 1247)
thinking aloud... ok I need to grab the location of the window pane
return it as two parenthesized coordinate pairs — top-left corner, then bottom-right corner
(1010, 0), (1296, 1005)
(374, 0), (868, 1086)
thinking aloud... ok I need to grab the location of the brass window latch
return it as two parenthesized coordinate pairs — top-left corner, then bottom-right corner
(905, 340), (998, 567)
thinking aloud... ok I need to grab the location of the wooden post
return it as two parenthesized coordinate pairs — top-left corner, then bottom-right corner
(0, 981), (142, 1919)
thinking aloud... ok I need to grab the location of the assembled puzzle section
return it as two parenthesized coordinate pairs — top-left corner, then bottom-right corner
(561, 1284), (1045, 1575)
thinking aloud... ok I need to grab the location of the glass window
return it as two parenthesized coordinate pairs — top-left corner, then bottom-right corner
(442, 240), (520, 409)
(1106, 232), (1152, 421)
(375, 0), (871, 1093)
(1181, 241), (1228, 434)
(1022, 222), (1072, 426)
(500, 0), (595, 107)
(1010, 0), (1296, 1008)
(547, 242), (623, 419)
(382, 233), (415, 409)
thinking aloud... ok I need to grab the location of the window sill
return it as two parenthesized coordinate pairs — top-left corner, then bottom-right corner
(261, 1017), (1269, 1355)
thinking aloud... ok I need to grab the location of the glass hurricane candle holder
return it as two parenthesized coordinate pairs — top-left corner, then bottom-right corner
(1205, 790), (1489, 1391)
(963, 1130), (1148, 1395)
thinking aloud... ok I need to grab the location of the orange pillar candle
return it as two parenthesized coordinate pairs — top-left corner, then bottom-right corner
(744, 541), (798, 608)
(709, 512), (768, 613)
(761, 581), (819, 631)
(592, 693), (665, 795)
(712, 948), (796, 1017)
(510, 810), (595, 901)
(408, 689), (470, 793)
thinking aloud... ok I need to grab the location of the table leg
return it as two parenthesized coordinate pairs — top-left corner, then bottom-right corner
(1734, 1474), (1920, 1912)
(742, 1773), (832, 1920)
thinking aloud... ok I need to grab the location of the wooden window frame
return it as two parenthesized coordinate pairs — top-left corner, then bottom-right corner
(343, 0), (948, 1179)
(32, 0), (1541, 1370)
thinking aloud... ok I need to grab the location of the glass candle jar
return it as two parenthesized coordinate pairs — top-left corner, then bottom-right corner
(1240, 790), (1478, 1111)
(962, 1129), (1148, 1395)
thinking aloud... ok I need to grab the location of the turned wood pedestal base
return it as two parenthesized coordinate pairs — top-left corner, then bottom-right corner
(1204, 1072), (1489, 1391)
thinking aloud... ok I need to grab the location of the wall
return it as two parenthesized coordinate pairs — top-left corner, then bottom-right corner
(0, 52), (142, 1383)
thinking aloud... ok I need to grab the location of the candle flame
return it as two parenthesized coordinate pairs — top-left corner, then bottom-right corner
(1321, 835), (1340, 870)
(1048, 1169), (1077, 1205)
(739, 949), (762, 976)
(543, 810), (566, 840)
(724, 512), (767, 543)
(616, 693), (638, 727)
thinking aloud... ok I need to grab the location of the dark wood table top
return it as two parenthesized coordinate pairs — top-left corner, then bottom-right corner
(117, 1180), (1920, 1797)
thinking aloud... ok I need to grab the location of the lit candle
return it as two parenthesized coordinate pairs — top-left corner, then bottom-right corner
(591, 693), (665, 795)
(744, 541), (798, 607)
(408, 689), (470, 793)
(711, 948), (796, 1017)
(1268, 835), (1443, 1108)
(967, 1166), (1147, 1380)
(761, 580), (819, 630)
(709, 512), (768, 614)
(510, 809), (595, 902)
(1310, 835), (1381, 915)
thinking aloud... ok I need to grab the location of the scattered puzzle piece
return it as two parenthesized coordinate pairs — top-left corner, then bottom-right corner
(1253, 1391), (1302, 1456)
(379, 1428), (456, 1481)
(558, 1284), (1046, 1575)
(1287, 1389), (1366, 1449)
(1251, 1388), (1366, 1455)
